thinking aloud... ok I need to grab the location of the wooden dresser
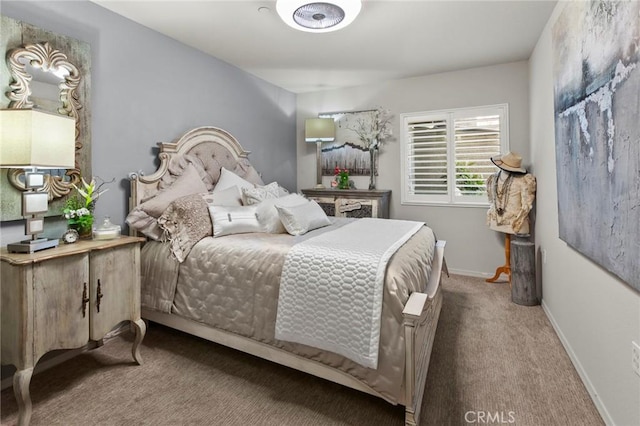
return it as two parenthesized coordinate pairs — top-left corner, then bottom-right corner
(0, 236), (146, 426)
(301, 188), (391, 219)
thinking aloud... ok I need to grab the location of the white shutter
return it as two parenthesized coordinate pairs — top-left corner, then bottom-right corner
(406, 117), (448, 196)
(453, 114), (502, 196)
(401, 104), (508, 206)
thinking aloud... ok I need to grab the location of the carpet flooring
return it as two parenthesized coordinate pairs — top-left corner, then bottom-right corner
(1, 274), (603, 425)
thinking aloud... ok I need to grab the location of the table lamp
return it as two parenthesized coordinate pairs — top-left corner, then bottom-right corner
(305, 117), (335, 188)
(0, 108), (76, 253)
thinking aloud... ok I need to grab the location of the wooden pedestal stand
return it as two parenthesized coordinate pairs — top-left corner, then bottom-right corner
(486, 233), (511, 285)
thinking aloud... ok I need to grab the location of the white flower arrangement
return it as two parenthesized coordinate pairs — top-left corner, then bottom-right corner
(64, 207), (91, 220)
(349, 108), (393, 151)
(63, 176), (111, 235)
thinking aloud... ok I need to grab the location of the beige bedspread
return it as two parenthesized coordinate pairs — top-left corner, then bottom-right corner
(140, 218), (436, 403)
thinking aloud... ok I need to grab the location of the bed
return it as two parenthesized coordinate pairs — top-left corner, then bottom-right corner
(127, 126), (446, 426)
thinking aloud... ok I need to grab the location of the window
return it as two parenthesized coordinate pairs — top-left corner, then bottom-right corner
(400, 104), (508, 206)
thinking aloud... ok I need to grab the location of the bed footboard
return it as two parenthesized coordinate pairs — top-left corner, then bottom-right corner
(141, 239), (446, 426)
(402, 240), (446, 426)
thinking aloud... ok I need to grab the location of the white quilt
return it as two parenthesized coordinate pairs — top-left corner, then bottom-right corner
(275, 218), (424, 369)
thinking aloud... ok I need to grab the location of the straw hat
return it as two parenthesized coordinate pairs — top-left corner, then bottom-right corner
(491, 152), (526, 173)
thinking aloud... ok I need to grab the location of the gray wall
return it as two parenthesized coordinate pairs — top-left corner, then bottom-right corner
(0, 0), (296, 244)
(297, 61), (530, 276)
(530, 3), (640, 425)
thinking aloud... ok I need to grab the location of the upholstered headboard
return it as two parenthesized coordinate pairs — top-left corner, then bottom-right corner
(128, 126), (262, 211)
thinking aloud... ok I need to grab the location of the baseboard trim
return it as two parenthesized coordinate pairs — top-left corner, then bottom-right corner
(541, 300), (613, 425)
(447, 268), (492, 279)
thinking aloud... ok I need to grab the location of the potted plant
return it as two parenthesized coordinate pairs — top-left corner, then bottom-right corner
(62, 177), (108, 239)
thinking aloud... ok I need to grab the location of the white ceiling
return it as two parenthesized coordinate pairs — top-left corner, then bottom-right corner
(92, 0), (557, 93)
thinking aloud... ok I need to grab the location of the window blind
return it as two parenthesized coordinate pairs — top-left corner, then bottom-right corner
(401, 104), (508, 206)
(406, 118), (448, 195)
(454, 114), (501, 196)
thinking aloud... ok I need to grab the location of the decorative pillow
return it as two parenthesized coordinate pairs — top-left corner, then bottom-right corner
(158, 154), (213, 191)
(255, 193), (308, 234)
(140, 163), (208, 218)
(202, 185), (243, 207)
(209, 205), (262, 237)
(242, 181), (280, 205)
(213, 167), (255, 193)
(275, 200), (332, 236)
(125, 207), (163, 240)
(233, 160), (264, 186)
(157, 193), (212, 262)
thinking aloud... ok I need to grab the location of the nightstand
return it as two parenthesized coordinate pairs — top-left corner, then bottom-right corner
(1, 236), (146, 426)
(301, 188), (391, 219)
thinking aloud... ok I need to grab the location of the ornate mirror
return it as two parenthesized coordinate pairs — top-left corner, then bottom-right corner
(1, 15), (91, 221)
(6, 42), (82, 197)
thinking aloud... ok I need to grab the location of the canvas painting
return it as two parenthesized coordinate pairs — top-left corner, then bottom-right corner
(552, 1), (640, 290)
(319, 110), (377, 176)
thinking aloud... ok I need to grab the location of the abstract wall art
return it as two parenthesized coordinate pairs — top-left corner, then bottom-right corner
(319, 110), (377, 176)
(552, 1), (639, 290)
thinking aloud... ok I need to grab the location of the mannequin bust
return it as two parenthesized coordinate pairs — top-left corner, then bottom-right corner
(486, 152), (536, 235)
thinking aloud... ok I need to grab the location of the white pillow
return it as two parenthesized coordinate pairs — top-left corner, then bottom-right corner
(209, 205), (262, 237)
(213, 167), (255, 193)
(278, 185), (290, 196)
(276, 200), (331, 236)
(202, 185), (243, 207)
(242, 181), (280, 205)
(255, 193), (308, 234)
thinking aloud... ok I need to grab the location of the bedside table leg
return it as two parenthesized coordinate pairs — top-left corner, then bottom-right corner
(131, 318), (146, 365)
(14, 367), (34, 426)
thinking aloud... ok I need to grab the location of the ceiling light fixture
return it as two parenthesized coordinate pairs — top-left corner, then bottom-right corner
(276, 0), (362, 33)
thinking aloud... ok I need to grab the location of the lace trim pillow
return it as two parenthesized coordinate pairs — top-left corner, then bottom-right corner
(126, 163), (208, 240)
(242, 181), (281, 205)
(157, 193), (212, 263)
(157, 186), (246, 262)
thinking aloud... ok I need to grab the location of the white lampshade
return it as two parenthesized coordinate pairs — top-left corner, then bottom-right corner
(276, 0), (362, 33)
(305, 118), (335, 142)
(0, 109), (75, 169)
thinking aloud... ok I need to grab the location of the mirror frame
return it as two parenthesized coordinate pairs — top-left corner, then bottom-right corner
(6, 41), (82, 200)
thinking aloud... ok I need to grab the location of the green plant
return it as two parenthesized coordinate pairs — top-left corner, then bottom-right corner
(63, 196), (94, 230)
(62, 177), (109, 231)
(456, 161), (485, 194)
(334, 167), (350, 189)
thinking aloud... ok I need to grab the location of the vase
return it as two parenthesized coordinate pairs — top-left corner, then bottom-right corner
(368, 149), (377, 190)
(338, 174), (350, 189)
(71, 217), (94, 239)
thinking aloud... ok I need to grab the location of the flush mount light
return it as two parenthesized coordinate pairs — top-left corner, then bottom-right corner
(276, 0), (362, 33)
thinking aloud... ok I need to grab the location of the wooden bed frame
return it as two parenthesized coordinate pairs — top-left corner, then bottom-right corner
(128, 126), (446, 426)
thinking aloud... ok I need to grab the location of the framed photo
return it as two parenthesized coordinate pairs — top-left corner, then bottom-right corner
(319, 110), (377, 176)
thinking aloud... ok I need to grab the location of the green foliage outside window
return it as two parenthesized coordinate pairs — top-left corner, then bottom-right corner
(456, 161), (486, 194)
